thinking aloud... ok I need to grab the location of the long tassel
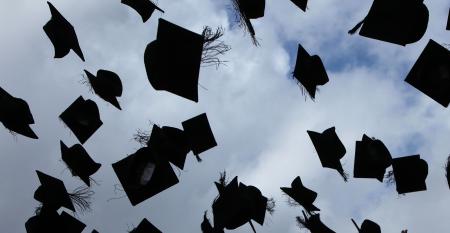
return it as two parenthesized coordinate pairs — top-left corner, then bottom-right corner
(348, 18), (365, 35)
(338, 169), (349, 182)
(248, 221), (257, 233)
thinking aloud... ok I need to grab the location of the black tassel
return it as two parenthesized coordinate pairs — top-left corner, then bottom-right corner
(348, 18), (365, 35)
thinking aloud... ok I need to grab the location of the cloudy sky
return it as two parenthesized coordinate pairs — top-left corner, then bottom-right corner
(0, 0), (449, 232)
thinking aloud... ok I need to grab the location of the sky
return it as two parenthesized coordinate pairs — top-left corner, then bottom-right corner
(0, 0), (449, 232)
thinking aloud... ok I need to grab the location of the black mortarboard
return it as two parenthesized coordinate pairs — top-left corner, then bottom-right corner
(59, 211), (86, 233)
(147, 124), (190, 170)
(25, 206), (61, 233)
(291, 0), (308, 12)
(351, 219), (381, 233)
(404, 39), (450, 107)
(59, 96), (103, 144)
(112, 147), (179, 206)
(297, 211), (335, 233)
(43, 2), (85, 61)
(130, 219), (162, 233)
(144, 18), (204, 102)
(392, 155), (428, 194)
(231, 0), (265, 45)
(0, 87), (38, 139)
(293, 44), (329, 100)
(121, 0), (164, 23)
(280, 176), (319, 213)
(307, 127), (347, 181)
(447, 9), (450, 30)
(84, 69), (123, 110)
(60, 141), (101, 186)
(34, 170), (75, 211)
(348, 0), (429, 46)
(182, 113), (217, 158)
(354, 135), (392, 182)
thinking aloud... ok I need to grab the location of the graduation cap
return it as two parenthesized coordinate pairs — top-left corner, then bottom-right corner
(296, 211), (335, 233)
(231, 0), (265, 45)
(348, 0), (429, 46)
(182, 113), (217, 159)
(280, 176), (319, 213)
(144, 18), (204, 102)
(354, 135), (392, 182)
(0, 87), (38, 139)
(307, 127), (347, 181)
(351, 219), (381, 233)
(404, 39), (450, 107)
(293, 44), (329, 100)
(290, 0), (308, 12)
(392, 155), (428, 194)
(112, 147), (179, 206)
(59, 96), (103, 144)
(60, 141), (101, 186)
(59, 211), (86, 233)
(121, 0), (164, 23)
(212, 176), (269, 233)
(84, 69), (123, 110)
(43, 2), (85, 61)
(25, 206), (61, 233)
(34, 170), (75, 211)
(130, 219), (162, 233)
(147, 124), (190, 170)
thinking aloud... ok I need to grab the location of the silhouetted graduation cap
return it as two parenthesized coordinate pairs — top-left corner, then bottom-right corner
(84, 69), (123, 110)
(351, 219), (381, 233)
(60, 141), (101, 186)
(392, 155), (428, 194)
(291, 0), (308, 12)
(182, 113), (217, 158)
(43, 2), (85, 61)
(25, 206), (61, 233)
(121, 0), (164, 23)
(0, 87), (38, 139)
(147, 124), (190, 170)
(354, 135), (392, 182)
(112, 147), (179, 206)
(34, 170), (75, 211)
(297, 211), (335, 233)
(348, 0), (429, 46)
(212, 176), (269, 232)
(404, 39), (450, 107)
(307, 127), (347, 181)
(144, 18), (204, 102)
(293, 44), (329, 100)
(59, 96), (103, 144)
(130, 219), (162, 233)
(232, 0), (265, 45)
(59, 211), (86, 233)
(280, 176), (319, 213)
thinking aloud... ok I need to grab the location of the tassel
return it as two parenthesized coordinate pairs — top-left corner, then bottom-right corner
(348, 18), (365, 35)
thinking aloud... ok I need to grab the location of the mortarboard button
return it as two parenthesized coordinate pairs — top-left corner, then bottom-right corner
(392, 154), (428, 194)
(60, 141), (101, 186)
(121, 0), (164, 23)
(84, 69), (123, 110)
(354, 134), (392, 182)
(280, 176), (320, 213)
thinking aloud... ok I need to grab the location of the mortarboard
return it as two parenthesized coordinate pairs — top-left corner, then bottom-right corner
(392, 154), (428, 194)
(293, 44), (329, 100)
(348, 0), (429, 46)
(307, 127), (347, 181)
(351, 219), (381, 233)
(59, 211), (86, 233)
(404, 39), (450, 107)
(112, 147), (179, 206)
(144, 18), (204, 102)
(290, 0), (308, 12)
(297, 211), (335, 233)
(354, 135), (392, 182)
(25, 206), (61, 233)
(59, 96), (103, 144)
(60, 141), (101, 186)
(84, 69), (123, 110)
(130, 218), (162, 233)
(280, 176), (320, 213)
(43, 2), (85, 61)
(0, 86), (38, 139)
(181, 113), (217, 158)
(34, 170), (75, 211)
(231, 0), (265, 45)
(147, 124), (190, 170)
(121, 0), (164, 23)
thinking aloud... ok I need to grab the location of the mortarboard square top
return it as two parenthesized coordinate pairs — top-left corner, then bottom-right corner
(112, 147), (179, 206)
(237, 0), (265, 19)
(84, 69), (123, 110)
(392, 154), (428, 194)
(182, 113), (217, 156)
(280, 176), (319, 213)
(130, 218), (162, 233)
(405, 40), (450, 107)
(60, 141), (101, 186)
(121, 0), (164, 23)
(59, 96), (103, 144)
(34, 170), (75, 211)
(145, 18), (204, 102)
